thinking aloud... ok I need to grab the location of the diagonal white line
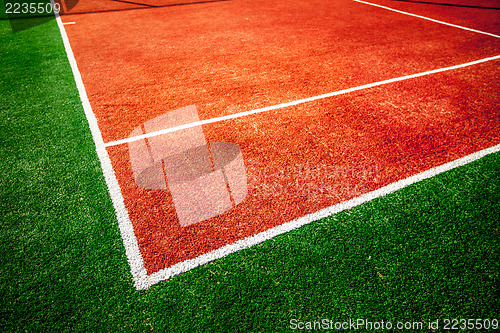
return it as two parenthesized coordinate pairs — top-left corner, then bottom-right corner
(104, 54), (500, 148)
(146, 143), (500, 289)
(353, 0), (500, 39)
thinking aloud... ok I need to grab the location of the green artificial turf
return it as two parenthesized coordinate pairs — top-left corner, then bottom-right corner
(0, 18), (499, 333)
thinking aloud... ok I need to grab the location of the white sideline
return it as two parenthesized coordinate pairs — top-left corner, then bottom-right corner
(353, 0), (500, 39)
(104, 54), (500, 147)
(53, 7), (150, 289)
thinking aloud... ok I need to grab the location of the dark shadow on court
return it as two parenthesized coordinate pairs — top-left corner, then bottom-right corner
(61, 0), (232, 16)
(391, 0), (500, 10)
(2, 0), (232, 32)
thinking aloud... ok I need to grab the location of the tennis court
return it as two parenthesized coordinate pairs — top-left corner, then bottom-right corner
(53, 0), (500, 289)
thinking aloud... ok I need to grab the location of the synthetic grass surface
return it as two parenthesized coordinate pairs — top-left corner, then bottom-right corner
(1, 18), (499, 333)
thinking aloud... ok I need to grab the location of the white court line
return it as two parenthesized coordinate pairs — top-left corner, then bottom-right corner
(353, 0), (500, 39)
(52, 1), (150, 290)
(104, 54), (500, 148)
(63, 22), (76, 25)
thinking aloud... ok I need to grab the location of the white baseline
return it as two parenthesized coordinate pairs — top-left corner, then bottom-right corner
(148, 144), (500, 288)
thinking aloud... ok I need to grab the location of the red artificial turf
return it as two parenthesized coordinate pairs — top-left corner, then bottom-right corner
(62, 0), (500, 274)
